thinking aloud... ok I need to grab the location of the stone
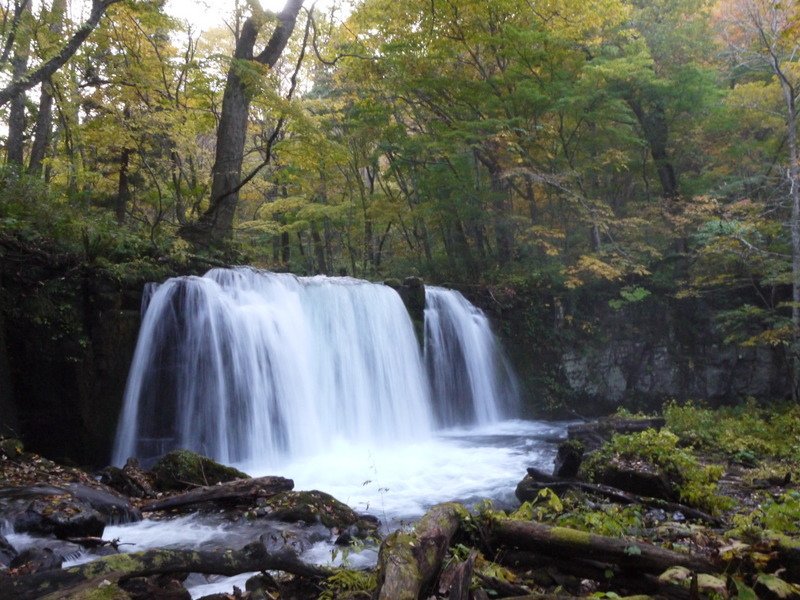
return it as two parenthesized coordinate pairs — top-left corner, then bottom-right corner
(262, 490), (364, 531)
(98, 458), (156, 499)
(65, 483), (141, 524)
(0, 484), (111, 539)
(0, 438), (24, 460)
(150, 450), (250, 492)
(9, 547), (64, 573)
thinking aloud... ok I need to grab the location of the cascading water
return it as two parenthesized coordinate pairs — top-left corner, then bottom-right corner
(112, 268), (518, 467)
(424, 287), (519, 426)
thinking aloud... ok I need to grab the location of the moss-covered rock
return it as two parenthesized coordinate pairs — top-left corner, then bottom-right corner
(261, 490), (364, 531)
(150, 450), (249, 492)
(0, 437), (24, 460)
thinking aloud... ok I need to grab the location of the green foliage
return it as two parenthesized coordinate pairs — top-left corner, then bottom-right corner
(729, 491), (800, 542)
(608, 286), (651, 310)
(582, 429), (731, 513)
(318, 569), (377, 600)
(664, 401), (800, 462)
(509, 488), (645, 537)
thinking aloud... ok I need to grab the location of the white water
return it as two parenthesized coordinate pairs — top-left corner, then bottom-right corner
(100, 268), (543, 597)
(113, 268), (518, 467)
(425, 287), (519, 426)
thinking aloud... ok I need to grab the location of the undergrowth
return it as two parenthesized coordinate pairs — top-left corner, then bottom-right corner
(581, 429), (732, 514)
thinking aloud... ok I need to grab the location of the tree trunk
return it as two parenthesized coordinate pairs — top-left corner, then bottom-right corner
(0, 0), (122, 108)
(115, 147), (131, 224)
(29, 0), (67, 175)
(6, 0), (31, 167)
(627, 98), (678, 199)
(191, 0), (304, 243)
(489, 519), (717, 575)
(310, 220), (327, 273)
(783, 84), (800, 401)
(375, 502), (464, 600)
(4, 541), (329, 600)
(141, 475), (293, 513)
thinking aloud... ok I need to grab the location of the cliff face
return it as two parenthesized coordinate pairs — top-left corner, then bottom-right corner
(0, 270), (141, 465)
(471, 284), (791, 416)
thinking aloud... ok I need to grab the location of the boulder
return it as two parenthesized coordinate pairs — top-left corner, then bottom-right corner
(98, 458), (156, 499)
(150, 450), (250, 492)
(65, 482), (141, 524)
(261, 490), (378, 537)
(9, 547), (64, 574)
(0, 482), (139, 539)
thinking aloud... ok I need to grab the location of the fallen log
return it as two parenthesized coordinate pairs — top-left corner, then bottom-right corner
(568, 418), (665, 451)
(499, 551), (690, 599)
(520, 468), (721, 526)
(141, 475), (294, 512)
(4, 541), (330, 600)
(375, 502), (465, 600)
(490, 518), (717, 576)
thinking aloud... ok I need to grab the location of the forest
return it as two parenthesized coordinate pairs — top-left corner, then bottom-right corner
(2, 0), (800, 599)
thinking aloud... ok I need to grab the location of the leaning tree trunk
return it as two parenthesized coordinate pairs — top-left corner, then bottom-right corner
(190, 0), (304, 243)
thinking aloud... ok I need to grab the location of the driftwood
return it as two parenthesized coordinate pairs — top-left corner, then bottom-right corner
(520, 468), (721, 526)
(490, 518), (717, 576)
(141, 475), (293, 512)
(375, 502), (464, 600)
(4, 541), (330, 600)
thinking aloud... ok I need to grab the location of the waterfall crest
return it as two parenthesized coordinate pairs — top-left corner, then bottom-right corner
(112, 269), (518, 466)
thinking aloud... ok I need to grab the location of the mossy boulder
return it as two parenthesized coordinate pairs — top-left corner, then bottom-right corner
(261, 490), (376, 535)
(150, 450), (249, 492)
(0, 438), (24, 460)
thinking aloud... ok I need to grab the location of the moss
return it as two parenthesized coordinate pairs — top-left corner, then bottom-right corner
(150, 449), (249, 491)
(550, 525), (592, 545)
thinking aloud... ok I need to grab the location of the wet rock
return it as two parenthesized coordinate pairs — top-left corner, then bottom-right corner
(261, 490), (364, 531)
(9, 547), (64, 574)
(0, 534), (17, 566)
(65, 483), (141, 524)
(151, 450), (250, 492)
(98, 458), (157, 499)
(0, 484), (116, 539)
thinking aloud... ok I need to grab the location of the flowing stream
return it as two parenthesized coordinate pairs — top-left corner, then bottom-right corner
(14, 268), (565, 598)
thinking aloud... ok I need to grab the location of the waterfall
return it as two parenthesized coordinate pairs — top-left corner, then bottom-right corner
(424, 287), (519, 427)
(112, 269), (517, 467)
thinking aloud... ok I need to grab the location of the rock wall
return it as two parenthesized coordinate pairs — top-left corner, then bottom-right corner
(471, 284), (791, 416)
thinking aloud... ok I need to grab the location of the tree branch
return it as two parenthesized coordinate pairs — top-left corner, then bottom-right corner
(0, 0), (121, 107)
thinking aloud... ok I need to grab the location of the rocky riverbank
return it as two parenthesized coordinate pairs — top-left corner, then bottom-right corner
(2, 405), (799, 599)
